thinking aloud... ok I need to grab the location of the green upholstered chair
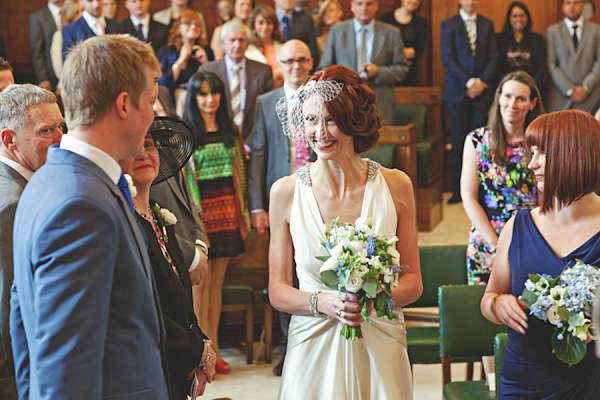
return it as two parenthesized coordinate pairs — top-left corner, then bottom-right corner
(494, 333), (508, 395)
(222, 277), (254, 364)
(439, 285), (508, 400)
(405, 245), (468, 366)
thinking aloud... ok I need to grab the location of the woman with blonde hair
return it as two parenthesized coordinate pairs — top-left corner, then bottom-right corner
(50, 0), (83, 80)
(211, 0), (254, 59)
(246, 6), (284, 87)
(315, 0), (343, 56)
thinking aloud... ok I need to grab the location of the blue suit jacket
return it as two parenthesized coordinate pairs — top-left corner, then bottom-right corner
(441, 14), (498, 106)
(10, 146), (168, 400)
(62, 17), (120, 61)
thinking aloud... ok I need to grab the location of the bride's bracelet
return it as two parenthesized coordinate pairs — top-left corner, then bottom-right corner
(309, 291), (325, 317)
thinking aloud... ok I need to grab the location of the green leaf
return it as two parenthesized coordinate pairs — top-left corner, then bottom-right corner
(528, 274), (541, 283)
(568, 313), (585, 327)
(521, 289), (538, 309)
(361, 268), (379, 280)
(551, 331), (587, 367)
(320, 270), (339, 287)
(363, 280), (378, 297)
(315, 255), (330, 262)
(557, 307), (570, 321)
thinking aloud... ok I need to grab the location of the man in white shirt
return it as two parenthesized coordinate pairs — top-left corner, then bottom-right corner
(546, 0), (600, 112)
(0, 84), (63, 400)
(10, 35), (169, 400)
(61, 0), (120, 61)
(29, 0), (62, 91)
(119, 0), (169, 54)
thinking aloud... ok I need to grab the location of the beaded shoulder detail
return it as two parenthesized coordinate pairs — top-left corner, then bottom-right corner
(297, 159), (381, 187)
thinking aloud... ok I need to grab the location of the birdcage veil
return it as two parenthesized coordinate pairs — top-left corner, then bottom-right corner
(275, 80), (343, 143)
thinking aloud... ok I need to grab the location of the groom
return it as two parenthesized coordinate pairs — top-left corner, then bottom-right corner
(10, 35), (168, 399)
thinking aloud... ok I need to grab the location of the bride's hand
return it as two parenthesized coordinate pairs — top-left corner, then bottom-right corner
(320, 292), (364, 326)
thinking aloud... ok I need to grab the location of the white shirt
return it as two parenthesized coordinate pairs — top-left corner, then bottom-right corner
(47, 2), (61, 29)
(459, 9), (477, 42)
(224, 56), (247, 114)
(59, 134), (121, 185)
(564, 16), (584, 43)
(0, 155), (33, 181)
(130, 14), (151, 41)
(82, 10), (106, 36)
(353, 18), (375, 64)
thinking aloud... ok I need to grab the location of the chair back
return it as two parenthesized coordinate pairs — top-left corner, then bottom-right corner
(408, 245), (468, 308)
(439, 285), (507, 358)
(494, 333), (508, 396)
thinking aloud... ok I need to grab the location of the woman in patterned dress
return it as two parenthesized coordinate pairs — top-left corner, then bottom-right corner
(461, 71), (544, 286)
(183, 71), (249, 374)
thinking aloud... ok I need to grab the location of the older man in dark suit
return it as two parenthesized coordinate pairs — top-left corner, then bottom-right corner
(11, 35), (168, 400)
(319, 0), (408, 125)
(199, 19), (273, 145)
(62, 0), (120, 61)
(274, 0), (319, 64)
(441, 0), (497, 203)
(0, 84), (63, 400)
(29, 0), (62, 91)
(119, 0), (169, 54)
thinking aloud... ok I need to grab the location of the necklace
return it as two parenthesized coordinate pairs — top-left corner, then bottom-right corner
(135, 204), (157, 225)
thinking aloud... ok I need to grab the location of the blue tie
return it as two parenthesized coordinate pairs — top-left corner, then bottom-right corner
(137, 23), (145, 41)
(281, 16), (291, 41)
(117, 173), (135, 213)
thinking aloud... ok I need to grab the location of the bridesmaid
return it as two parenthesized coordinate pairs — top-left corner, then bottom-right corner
(380, 0), (426, 85)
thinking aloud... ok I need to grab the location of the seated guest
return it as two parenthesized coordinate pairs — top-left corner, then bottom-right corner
(497, 2), (546, 90)
(119, 119), (216, 399)
(0, 84), (63, 400)
(119, 0), (169, 54)
(29, 0), (62, 91)
(319, 0), (409, 125)
(199, 19), (273, 144)
(153, 0), (208, 44)
(315, 0), (343, 57)
(380, 0), (426, 86)
(103, 0), (119, 19)
(211, 0), (254, 60)
(61, 0), (120, 61)
(157, 10), (214, 102)
(0, 59), (14, 90)
(546, 0), (600, 113)
(183, 72), (249, 375)
(274, 0), (319, 64)
(246, 6), (285, 87)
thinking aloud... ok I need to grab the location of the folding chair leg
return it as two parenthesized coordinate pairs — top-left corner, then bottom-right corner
(466, 361), (474, 381)
(442, 357), (451, 386)
(245, 304), (253, 364)
(264, 303), (272, 363)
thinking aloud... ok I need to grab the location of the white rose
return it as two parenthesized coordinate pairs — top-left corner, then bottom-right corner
(351, 240), (366, 254)
(354, 217), (373, 235)
(387, 247), (400, 266)
(160, 208), (177, 225)
(345, 271), (363, 293)
(124, 174), (137, 198)
(320, 256), (338, 273)
(329, 243), (344, 260)
(546, 305), (561, 325)
(368, 256), (382, 270)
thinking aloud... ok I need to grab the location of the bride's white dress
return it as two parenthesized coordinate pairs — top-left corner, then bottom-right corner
(279, 160), (413, 400)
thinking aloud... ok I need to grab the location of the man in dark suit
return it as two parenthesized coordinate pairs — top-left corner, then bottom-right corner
(10, 35), (168, 399)
(29, 0), (62, 91)
(319, 0), (408, 125)
(546, 0), (600, 113)
(199, 19), (274, 145)
(274, 0), (319, 64)
(62, 0), (120, 61)
(441, 0), (498, 203)
(0, 84), (63, 400)
(0, 59), (14, 91)
(119, 0), (169, 54)
(249, 39), (314, 376)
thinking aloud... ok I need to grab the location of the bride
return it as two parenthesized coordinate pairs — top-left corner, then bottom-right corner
(268, 65), (422, 399)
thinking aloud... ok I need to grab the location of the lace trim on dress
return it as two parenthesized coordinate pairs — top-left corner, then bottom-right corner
(297, 159), (381, 187)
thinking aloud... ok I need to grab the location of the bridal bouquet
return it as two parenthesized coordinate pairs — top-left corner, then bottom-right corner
(317, 217), (405, 340)
(521, 260), (600, 366)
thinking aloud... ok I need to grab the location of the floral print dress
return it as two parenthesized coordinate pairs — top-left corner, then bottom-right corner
(466, 127), (538, 285)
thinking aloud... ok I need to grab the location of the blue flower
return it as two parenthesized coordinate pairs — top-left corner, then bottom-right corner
(388, 297), (396, 310)
(367, 236), (375, 257)
(557, 332), (564, 340)
(390, 264), (403, 274)
(339, 260), (345, 267)
(334, 267), (342, 277)
(325, 242), (333, 250)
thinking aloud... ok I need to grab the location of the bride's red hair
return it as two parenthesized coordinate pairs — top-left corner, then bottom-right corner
(309, 65), (381, 153)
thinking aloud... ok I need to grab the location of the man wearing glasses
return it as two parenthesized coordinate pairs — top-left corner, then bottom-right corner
(248, 39), (314, 376)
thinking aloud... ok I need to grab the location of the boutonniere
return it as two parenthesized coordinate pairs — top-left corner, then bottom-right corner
(153, 204), (177, 243)
(124, 174), (138, 198)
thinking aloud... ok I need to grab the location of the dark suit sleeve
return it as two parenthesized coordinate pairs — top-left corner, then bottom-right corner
(531, 33), (546, 89)
(440, 19), (472, 88)
(61, 25), (75, 62)
(157, 46), (177, 92)
(28, 198), (119, 399)
(477, 21), (498, 85)
(413, 16), (427, 58)
(248, 95), (268, 211)
(29, 12), (52, 85)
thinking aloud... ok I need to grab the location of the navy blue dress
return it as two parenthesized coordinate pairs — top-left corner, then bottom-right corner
(499, 210), (600, 399)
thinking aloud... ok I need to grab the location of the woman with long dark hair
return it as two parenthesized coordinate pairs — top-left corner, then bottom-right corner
(183, 71), (249, 375)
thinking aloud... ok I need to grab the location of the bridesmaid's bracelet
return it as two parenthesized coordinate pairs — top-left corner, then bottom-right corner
(309, 291), (325, 317)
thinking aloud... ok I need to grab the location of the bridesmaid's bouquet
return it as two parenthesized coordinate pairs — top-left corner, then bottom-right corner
(317, 217), (405, 340)
(521, 260), (600, 366)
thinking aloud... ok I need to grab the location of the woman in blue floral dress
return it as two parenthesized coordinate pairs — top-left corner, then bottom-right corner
(461, 71), (543, 285)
